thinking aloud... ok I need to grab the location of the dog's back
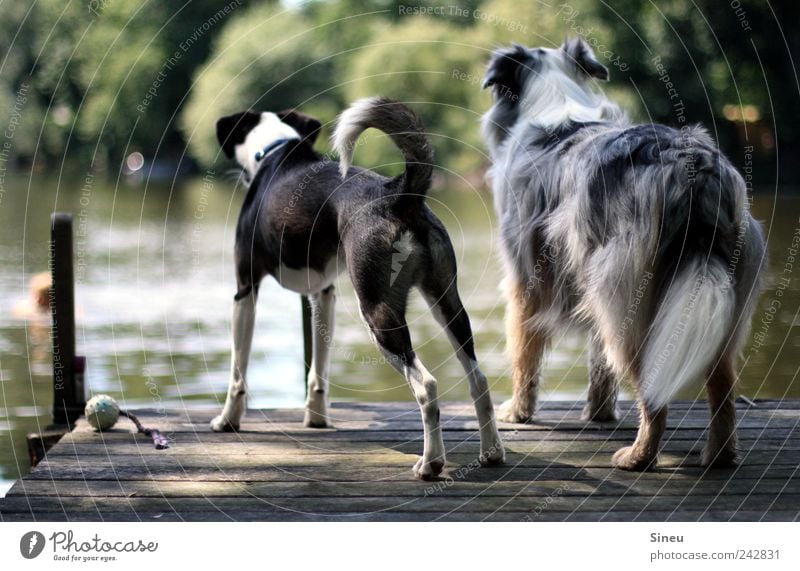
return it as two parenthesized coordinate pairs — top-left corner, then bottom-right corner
(503, 120), (764, 408)
(228, 98), (437, 295)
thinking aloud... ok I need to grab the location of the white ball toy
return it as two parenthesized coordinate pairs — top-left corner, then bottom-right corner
(85, 394), (120, 431)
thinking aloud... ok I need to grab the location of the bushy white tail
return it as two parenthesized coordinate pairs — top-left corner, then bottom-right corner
(640, 260), (735, 410)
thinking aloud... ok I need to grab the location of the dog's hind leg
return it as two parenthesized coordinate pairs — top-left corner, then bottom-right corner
(498, 277), (546, 423)
(612, 400), (667, 471)
(359, 299), (446, 480)
(703, 357), (738, 467)
(304, 286), (336, 428)
(582, 334), (620, 422)
(421, 278), (505, 465)
(211, 289), (258, 432)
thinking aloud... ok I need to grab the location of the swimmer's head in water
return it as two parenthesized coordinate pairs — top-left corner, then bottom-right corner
(29, 272), (52, 310)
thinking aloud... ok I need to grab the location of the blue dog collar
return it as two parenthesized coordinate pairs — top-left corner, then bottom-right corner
(254, 138), (296, 162)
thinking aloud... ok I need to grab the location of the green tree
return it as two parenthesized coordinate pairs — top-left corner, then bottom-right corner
(2, 0), (256, 168)
(343, 17), (492, 176)
(75, 0), (258, 166)
(0, 2), (47, 161)
(584, 0), (800, 182)
(181, 3), (340, 167)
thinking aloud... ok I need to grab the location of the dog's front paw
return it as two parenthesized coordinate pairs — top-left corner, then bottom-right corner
(210, 414), (239, 432)
(479, 442), (506, 466)
(701, 446), (738, 468)
(413, 456), (445, 481)
(581, 403), (620, 423)
(612, 445), (657, 471)
(303, 410), (331, 428)
(497, 398), (532, 424)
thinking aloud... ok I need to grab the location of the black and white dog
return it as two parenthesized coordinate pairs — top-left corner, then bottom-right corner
(212, 97), (504, 479)
(482, 39), (766, 470)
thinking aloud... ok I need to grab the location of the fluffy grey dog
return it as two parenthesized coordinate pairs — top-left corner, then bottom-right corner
(481, 38), (766, 470)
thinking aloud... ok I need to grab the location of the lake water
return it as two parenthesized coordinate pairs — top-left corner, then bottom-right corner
(0, 172), (798, 495)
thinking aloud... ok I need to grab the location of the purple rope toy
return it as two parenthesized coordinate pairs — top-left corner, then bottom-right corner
(120, 410), (170, 450)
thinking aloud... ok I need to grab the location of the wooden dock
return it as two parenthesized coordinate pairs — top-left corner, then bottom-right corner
(2, 400), (799, 522)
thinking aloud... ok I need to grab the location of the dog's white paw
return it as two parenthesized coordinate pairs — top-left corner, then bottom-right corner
(497, 399), (532, 424)
(413, 456), (445, 481)
(210, 414), (239, 432)
(304, 392), (330, 428)
(479, 442), (506, 466)
(303, 410), (331, 428)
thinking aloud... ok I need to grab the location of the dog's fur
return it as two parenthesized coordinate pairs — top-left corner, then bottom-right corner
(212, 97), (504, 479)
(482, 39), (767, 470)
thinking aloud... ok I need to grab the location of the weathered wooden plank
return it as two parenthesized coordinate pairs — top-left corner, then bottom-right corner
(22, 462), (800, 484)
(42, 437), (800, 459)
(7, 477), (799, 500)
(2, 509), (798, 523)
(58, 427), (800, 445)
(66, 402), (800, 434)
(30, 445), (800, 470)
(14, 463), (800, 487)
(3, 493), (799, 516)
(67, 417), (800, 434)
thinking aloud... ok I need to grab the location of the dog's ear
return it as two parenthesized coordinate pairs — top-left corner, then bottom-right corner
(277, 110), (322, 146)
(216, 111), (261, 159)
(562, 37), (609, 81)
(482, 43), (532, 95)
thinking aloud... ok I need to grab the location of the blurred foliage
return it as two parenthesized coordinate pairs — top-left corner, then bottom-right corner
(2, 0), (262, 169)
(580, 0), (800, 169)
(0, 0), (797, 182)
(181, 4), (337, 166)
(342, 18), (490, 175)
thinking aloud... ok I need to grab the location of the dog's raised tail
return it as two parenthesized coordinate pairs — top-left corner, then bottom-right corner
(639, 259), (735, 411)
(332, 97), (433, 200)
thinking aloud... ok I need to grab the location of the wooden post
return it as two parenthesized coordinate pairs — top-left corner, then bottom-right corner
(301, 295), (312, 384)
(50, 213), (84, 425)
